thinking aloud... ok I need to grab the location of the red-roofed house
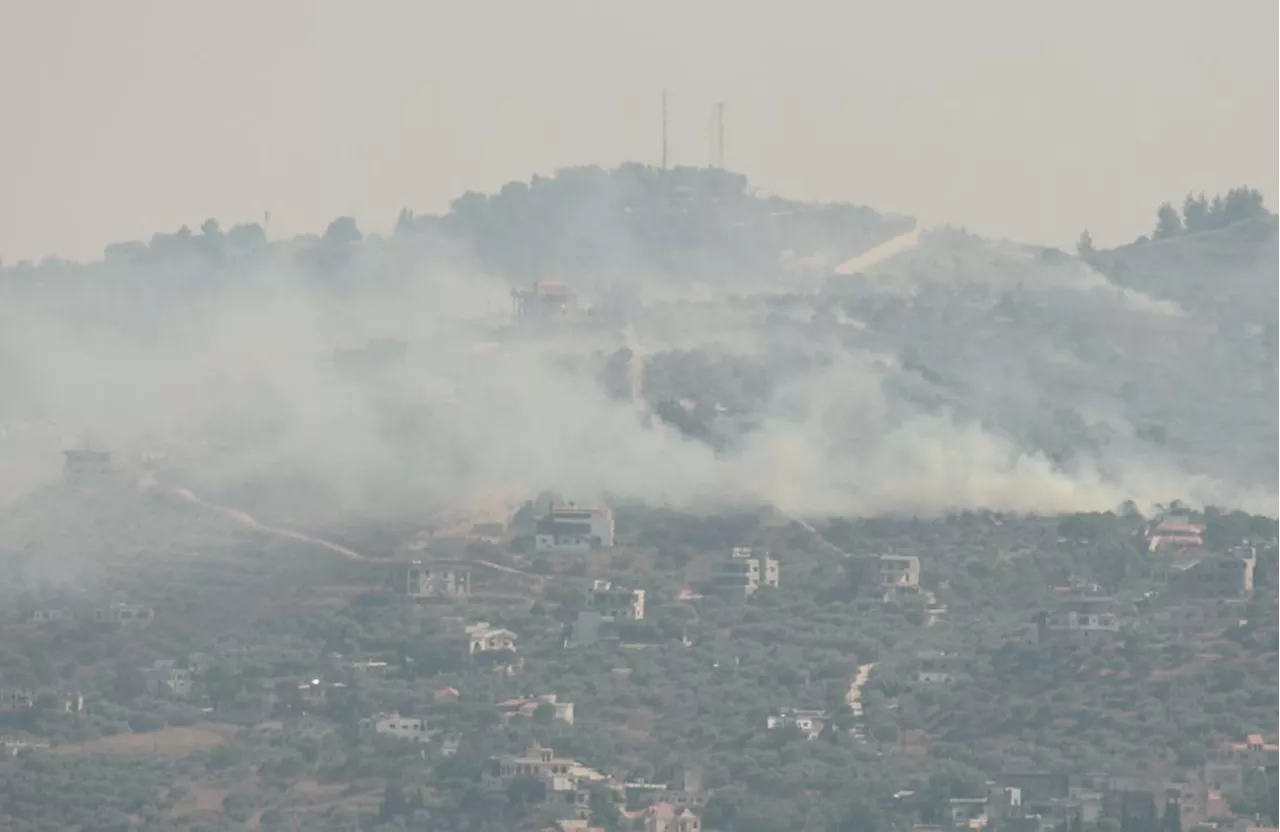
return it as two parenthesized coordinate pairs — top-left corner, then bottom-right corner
(1223, 734), (1280, 771)
(497, 693), (575, 725)
(1148, 517), (1205, 553)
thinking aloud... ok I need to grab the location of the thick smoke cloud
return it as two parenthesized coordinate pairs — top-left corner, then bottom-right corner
(1, 172), (1275, 527)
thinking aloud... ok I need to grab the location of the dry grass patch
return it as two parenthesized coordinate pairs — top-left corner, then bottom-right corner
(53, 722), (239, 756)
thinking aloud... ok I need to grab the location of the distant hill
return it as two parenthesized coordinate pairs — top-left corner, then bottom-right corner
(400, 163), (915, 287)
(1, 163), (915, 312)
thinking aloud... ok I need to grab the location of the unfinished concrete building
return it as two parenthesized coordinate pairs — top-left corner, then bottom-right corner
(534, 504), (615, 552)
(1168, 545), (1256, 599)
(587, 579), (645, 620)
(63, 449), (116, 488)
(711, 547), (779, 599)
(512, 280), (579, 321)
(406, 560), (471, 600)
(1042, 596), (1122, 641)
(848, 554), (920, 599)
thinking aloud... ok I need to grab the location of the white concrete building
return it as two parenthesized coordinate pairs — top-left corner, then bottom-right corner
(465, 622), (518, 655)
(766, 708), (828, 740)
(370, 713), (430, 742)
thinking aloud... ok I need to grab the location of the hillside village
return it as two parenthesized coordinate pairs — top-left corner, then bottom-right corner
(0, 442), (1272, 832)
(0, 166), (1275, 832)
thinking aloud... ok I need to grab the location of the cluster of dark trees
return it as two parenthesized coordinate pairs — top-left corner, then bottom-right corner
(1077, 186), (1271, 259)
(1153, 188), (1270, 240)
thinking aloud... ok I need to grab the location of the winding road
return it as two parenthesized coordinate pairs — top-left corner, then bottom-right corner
(141, 474), (535, 578)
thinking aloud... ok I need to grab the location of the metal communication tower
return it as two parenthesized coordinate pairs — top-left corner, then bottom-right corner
(661, 89), (669, 169)
(715, 102), (725, 169)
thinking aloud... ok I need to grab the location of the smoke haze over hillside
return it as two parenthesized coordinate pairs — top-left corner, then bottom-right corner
(2, 179), (1274, 525)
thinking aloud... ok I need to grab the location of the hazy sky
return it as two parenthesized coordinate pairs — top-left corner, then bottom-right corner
(2, 0), (1275, 262)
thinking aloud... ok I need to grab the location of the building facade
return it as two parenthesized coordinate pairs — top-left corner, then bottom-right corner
(1169, 546), (1256, 599)
(63, 449), (116, 488)
(1043, 596), (1121, 640)
(587, 580), (645, 620)
(711, 547), (779, 598)
(370, 713), (430, 742)
(535, 505), (616, 552)
(465, 622), (518, 655)
(406, 561), (471, 600)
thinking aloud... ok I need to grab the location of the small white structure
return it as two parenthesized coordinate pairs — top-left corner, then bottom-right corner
(370, 713), (430, 742)
(766, 708), (828, 740)
(93, 603), (155, 627)
(465, 622), (518, 655)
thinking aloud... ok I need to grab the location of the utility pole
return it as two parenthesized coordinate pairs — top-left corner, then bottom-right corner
(661, 89), (668, 170)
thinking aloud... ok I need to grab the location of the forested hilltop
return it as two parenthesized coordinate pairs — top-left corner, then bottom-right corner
(1, 164), (913, 297)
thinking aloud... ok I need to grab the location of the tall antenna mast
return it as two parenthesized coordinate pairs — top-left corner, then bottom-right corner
(661, 89), (669, 170)
(715, 102), (725, 169)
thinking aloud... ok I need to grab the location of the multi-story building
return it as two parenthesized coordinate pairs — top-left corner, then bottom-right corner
(406, 560), (471, 600)
(711, 547), (779, 598)
(848, 554), (921, 598)
(1147, 516), (1205, 553)
(535, 505), (615, 552)
(1168, 546), (1256, 599)
(63, 449), (116, 488)
(878, 554), (921, 588)
(368, 713), (430, 743)
(587, 579), (645, 620)
(483, 744), (616, 817)
(1042, 596), (1121, 641)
